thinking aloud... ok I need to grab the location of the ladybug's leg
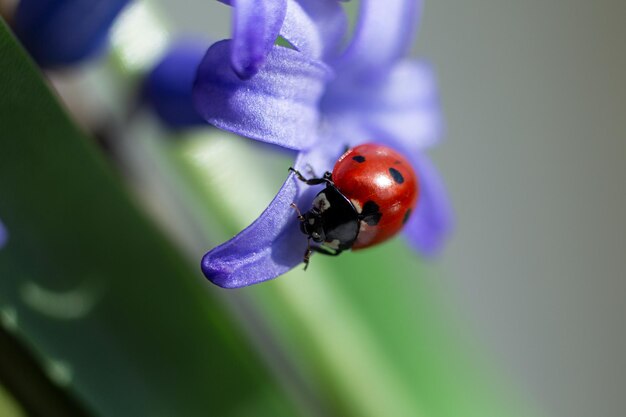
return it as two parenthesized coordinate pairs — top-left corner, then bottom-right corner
(291, 204), (313, 270)
(303, 238), (312, 271)
(303, 244), (342, 270)
(288, 167), (333, 186)
(310, 245), (343, 257)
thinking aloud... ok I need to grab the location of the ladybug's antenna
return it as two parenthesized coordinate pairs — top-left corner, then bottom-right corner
(290, 203), (304, 221)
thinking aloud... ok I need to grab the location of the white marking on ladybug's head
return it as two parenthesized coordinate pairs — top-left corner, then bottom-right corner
(313, 193), (331, 212)
(325, 239), (341, 250)
(351, 199), (362, 213)
(308, 218), (315, 225)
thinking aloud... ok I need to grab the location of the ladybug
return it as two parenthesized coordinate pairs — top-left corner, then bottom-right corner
(290, 143), (419, 268)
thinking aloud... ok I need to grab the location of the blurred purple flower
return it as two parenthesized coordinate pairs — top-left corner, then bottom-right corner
(0, 219), (7, 249)
(194, 0), (453, 288)
(144, 40), (208, 128)
(13, 0), (129, 67)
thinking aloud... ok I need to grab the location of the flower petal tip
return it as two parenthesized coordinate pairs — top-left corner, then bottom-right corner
(410, 225), (453, 259)
(201, 252), (237, 289)
(402, 153), (454, 257)
(228, 0), (287, 80)
(232, 61), (261, 80)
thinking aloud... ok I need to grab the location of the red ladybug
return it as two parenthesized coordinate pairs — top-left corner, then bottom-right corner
(290, 143), (419, 268)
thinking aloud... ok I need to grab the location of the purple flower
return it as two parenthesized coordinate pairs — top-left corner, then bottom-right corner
(0, 219), (7, 249)
(194, 0), (453, 288)
(14, 0), (130, 67)
(144, 40), (208, 128)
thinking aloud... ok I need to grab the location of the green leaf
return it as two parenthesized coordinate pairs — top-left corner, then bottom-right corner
(0, 384), (25, 417)
(0, 18), (298, 417)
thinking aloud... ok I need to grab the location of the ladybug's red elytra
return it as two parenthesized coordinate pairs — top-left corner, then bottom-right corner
(290, 143), (419, 268)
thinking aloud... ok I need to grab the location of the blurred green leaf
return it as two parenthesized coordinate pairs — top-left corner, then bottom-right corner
(0, 384), (25, 417)
(0, 18), (299, 417)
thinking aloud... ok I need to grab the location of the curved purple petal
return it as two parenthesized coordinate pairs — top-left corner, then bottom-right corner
(403, 153), (453, 256)
(193, 40), (332, 150)
(202, 175), (307, 288)
(202, 144), (345, 288)
(144, 39), (209, 128)
(280, 0), (347, 60)
(334, 0), (421, 79)
(323, 59), (443, 151)
(14, 0), (129, 68)
(219, 0), (287, 79)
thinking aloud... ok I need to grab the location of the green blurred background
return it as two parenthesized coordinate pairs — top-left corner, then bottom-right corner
(1, 1), (625, 416)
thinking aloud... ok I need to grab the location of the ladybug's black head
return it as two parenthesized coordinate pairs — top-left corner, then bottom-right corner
(296, 187), (360, 252)
(300, 210), (326, 243)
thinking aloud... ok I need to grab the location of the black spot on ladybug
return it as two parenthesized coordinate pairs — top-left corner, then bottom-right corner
(402, 208), (412, 225)
(360, 200), (382, 226)
(352, 155), (366, 163)
(389, 167), (404, 184)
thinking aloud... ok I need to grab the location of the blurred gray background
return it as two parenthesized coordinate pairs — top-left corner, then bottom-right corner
(159, 1), (626, 416)
(418, 1), (626, 417)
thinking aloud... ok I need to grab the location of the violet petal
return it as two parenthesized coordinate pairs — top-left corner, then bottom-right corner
(202, 175), (306, 288)
(193, 40), (332, 150)
(221, 0), (287, 79)
(14, 0), (129, 68)
(144, 39), (208, 128)
(323, 59), (443, 151)
(281, 0), (348, 60)
(202, 144), (344, 288)
(334, 0), (421, 79)
(403, 153), (454, 256)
